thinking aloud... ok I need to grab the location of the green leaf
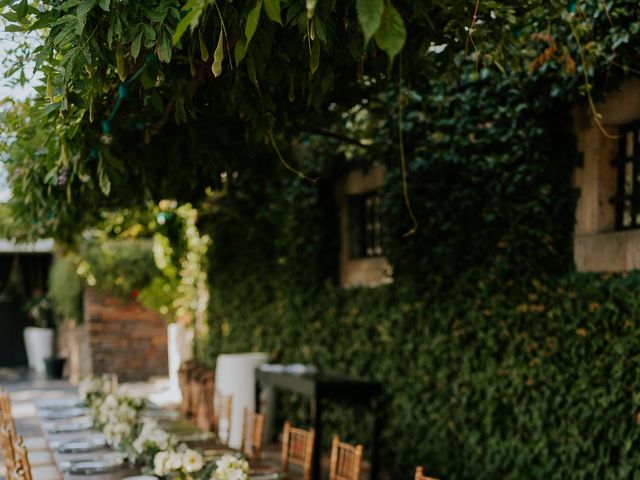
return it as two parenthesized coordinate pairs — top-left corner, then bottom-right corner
(4, 24), (24, 32)
(198, 29), (209, 62)
(172, 6), (202, 45)
(14, 0), (27, 19)
(234, 39), (247, 65)
(245, 0), (263, 45)
(264, 0), (282, 25)
(98, 0), (110, 11)
(131, 31), (142, 59)
(374, 0), (406, 65)
(310, 39), (320, 74)
(306, 0), (317, 19)
(159, 31), (173, 62)
(77, 0), (97, 16)
(356, 0), (383, 45)
(97, 156), (111, 196)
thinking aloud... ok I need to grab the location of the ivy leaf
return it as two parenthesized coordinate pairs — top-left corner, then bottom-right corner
(131, 31), (142, 59)
(374, 1), (406, 65)
(245, 0), (263, 46)
(77, 0), (97, 17)
(264, 0), (282, 25)
(356, 0), (383, 46)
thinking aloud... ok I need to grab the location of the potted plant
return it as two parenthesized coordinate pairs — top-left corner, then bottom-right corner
(23, 294), (55, 374)
(23, 294), (66, 378)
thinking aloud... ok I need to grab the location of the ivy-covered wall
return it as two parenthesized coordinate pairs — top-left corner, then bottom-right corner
(202, 73), (640, 479)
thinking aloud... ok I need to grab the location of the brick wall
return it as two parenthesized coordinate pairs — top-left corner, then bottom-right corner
(83, 289), (168, 382)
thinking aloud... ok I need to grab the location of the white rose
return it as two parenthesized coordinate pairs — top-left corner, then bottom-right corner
(154, 451), (170, 476)
(182, 449), (204, 473)
(167, 451), (183, 471)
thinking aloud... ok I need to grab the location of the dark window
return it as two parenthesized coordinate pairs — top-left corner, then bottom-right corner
(347, 191), (383, 258)
(614, 122), (640, 230)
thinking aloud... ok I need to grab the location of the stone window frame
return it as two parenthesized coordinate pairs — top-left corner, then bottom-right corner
(338, 165), (393, 288)
(573, 78), (640, 272)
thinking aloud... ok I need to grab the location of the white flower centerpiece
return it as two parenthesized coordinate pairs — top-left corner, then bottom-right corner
(211, 454), (249, 480)
(153, 445), (205, 479)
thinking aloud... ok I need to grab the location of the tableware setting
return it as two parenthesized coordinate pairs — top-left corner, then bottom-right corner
(57, 438), (108, 454)
(60, 452), (125, 474)
(43, 417), (93, 434)
(40, 406), (87, 420)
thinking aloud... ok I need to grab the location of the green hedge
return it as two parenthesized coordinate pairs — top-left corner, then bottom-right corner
(207, 273), (640, 479)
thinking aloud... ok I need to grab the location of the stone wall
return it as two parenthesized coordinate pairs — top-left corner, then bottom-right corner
(77, 289), (168, 382)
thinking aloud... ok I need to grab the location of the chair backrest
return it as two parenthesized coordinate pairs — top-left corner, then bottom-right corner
(329, 435), (364, 480)
(281, 421), (315, 480)
(415, 466), (439, 480)
(212, 390), (233, 444)
(11, 435), (32, 480)
(0, 390), (19, 452)
(195, 370), (215, 432)
(0, 418), (16, 480)
(240, 408), (265, 460)
(0, 388), (11, 418)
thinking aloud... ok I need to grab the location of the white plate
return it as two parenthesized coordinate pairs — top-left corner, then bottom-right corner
(41, 407), (87, 420)
(35, 398), (82, 409)
(44, 417), (93, 433)
(57, 439), (106, 453)
(123, 476), (158, 480)
(60, 454), (124, 474)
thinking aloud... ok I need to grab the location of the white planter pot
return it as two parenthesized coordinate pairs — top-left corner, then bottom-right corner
(23, 327), (54, 374)
(167, 323), (193, 392)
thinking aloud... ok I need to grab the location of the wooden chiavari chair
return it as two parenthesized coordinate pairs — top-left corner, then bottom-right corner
(195, 370), (215, 432)
(12, 434), (61, 480)
(281, 421), (315, 480)
(329, 435), (364, 480)
(12, 436), (32, 480)
(212, 390), (233, 444)
(0, 419), (16, 480)
(415, 466), (439, 480)
(240, 408), (265, 460)
(0, 390), (47, 452)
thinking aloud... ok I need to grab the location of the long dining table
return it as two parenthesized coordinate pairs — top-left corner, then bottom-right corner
(33, 397), (236, 480)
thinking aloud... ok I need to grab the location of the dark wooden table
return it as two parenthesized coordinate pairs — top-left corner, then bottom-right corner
(254, 368), (382, 480)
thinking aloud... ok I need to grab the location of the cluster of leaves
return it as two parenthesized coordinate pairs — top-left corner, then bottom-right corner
(47, 255), (83, 323)
(3, 0), (632, 239)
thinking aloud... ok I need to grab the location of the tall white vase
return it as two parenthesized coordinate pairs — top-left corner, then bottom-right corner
(23, 327), (54, 374)
(215, 352), (269, 449)
(167, 323), (193, 392)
